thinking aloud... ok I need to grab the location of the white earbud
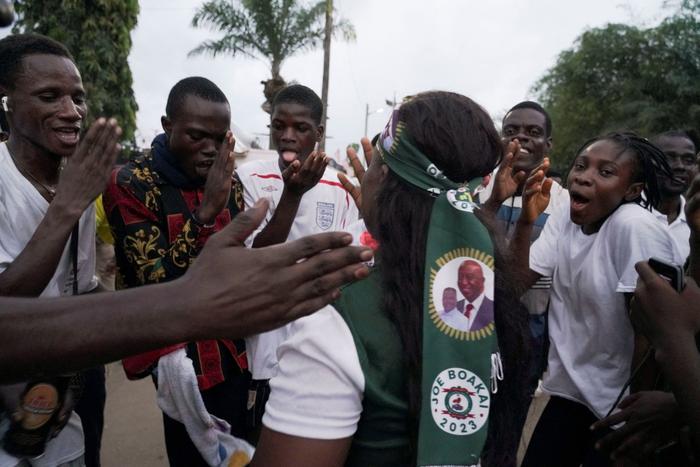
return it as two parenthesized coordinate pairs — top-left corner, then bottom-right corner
(1, 96), (8, 113)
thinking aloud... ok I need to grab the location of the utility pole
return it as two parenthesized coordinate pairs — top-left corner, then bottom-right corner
(319, 0), (332, 151)
(364, 103), (369, 138)
(365, 104), (384, 137)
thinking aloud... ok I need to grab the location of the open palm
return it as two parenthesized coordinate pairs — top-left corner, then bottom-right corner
(521, 158), (552, 224)
(337, 137), (373, 210)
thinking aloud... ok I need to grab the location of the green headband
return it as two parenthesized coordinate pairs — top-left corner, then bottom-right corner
(376, 109), (483, 195)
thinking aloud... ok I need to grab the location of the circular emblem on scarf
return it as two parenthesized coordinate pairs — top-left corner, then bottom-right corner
(430, 367), (490, 436)
(447, 188), (477, 212)
(428, 249), (495, 340)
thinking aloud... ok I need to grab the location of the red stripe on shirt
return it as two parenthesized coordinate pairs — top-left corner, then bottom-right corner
(251, 173), (346, 190)
(318, 179), (345, 189)
(249, 172), (353, 225)
(251, 173), (282, 180)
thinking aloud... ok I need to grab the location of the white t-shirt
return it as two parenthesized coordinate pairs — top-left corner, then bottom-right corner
(236, 158), (359, 379)
(263, 306), (365, 439)
(0, 143), (97, 466)
(530, 201), (681, 419)
(0, 144), (98, 296)
(652, 196), (690, 262)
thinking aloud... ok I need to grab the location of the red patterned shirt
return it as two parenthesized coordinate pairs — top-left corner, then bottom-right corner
(103, 151), (247, 390)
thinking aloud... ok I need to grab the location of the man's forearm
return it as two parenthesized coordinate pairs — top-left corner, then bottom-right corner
(654, 336), (700, 452)
(0, 280), (195, 382)
(475, 205), (511, 279)
(475, 202), (505, 238)
(511, 219), (540, 295)
(630, 333), (657, 392)
(688, 233), (700, 283)
(0, 201), (374, 384)
(252, 189), (303, 247)
(0, 203), (82, 296)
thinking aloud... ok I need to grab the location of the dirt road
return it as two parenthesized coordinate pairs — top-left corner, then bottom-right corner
(101, 363), (167, 467)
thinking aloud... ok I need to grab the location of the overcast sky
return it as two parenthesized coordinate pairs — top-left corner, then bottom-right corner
(5, 0), (670, 159)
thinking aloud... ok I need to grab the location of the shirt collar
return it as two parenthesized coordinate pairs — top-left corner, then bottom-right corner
(466, 292), (485, 311)
(678, 196), (687, 224)
(652, 196), (687, 226)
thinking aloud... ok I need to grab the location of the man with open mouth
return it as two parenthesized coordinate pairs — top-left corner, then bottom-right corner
(0, 33), (121, 467)
(235, 84), (359, 433)
(476, 101), (570, 398)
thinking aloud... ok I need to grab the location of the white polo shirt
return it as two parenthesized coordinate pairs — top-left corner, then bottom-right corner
(652, 196), (690, 262)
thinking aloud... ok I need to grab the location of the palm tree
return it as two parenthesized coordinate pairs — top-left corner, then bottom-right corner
(190, 0), (355, 113)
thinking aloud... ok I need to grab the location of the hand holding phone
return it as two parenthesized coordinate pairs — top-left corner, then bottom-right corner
(648, 257), (685, 292)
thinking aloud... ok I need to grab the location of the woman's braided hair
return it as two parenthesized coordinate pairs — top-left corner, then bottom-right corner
(573, 132), (674, 210)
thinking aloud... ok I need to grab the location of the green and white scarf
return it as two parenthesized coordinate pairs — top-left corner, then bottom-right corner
(377, 109), (501, 466)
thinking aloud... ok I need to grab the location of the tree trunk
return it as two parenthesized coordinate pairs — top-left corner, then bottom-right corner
(264, 59), (286, 149)
(319, 0), (332, 152)
(271, 59), (281, 81)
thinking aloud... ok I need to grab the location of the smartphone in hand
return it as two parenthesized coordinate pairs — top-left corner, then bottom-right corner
(648, 257), (685, 292)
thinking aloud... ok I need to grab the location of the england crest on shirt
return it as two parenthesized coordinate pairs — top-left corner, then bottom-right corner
(316, 202), (335, 230)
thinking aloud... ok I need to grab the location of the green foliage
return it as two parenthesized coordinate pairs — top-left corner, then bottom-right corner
(534, 1), (700, 167)
(13, 0), (140, 142)
(190, 0), (355, 80)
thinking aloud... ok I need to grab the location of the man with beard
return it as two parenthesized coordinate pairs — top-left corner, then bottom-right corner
(651, 131), (697, 261)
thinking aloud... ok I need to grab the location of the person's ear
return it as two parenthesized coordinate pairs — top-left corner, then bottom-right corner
(161, 115), (172, 136)
(546, 136), (553, 153)
(316, 124), (324, 142)
(624, 182), (644, 201)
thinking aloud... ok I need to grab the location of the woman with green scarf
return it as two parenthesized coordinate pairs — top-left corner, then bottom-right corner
(249, 91), (531, 467)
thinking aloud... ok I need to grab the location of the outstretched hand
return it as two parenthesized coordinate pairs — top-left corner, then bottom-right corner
(183, 199), (373, 338)
(55, 117), (122, 214)
(591, 391), (679, 462)
(282, 150), (328, 197)
(520, 157), (552, 224)
(483, 139), (528, 213)
(195, 131), (236, 225)
(337, 137), (373, 210)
